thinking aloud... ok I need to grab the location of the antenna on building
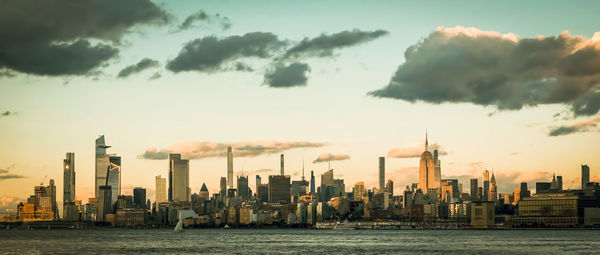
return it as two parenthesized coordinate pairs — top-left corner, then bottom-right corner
(302, 157), (305, 181)
(40, 175), (47, 186)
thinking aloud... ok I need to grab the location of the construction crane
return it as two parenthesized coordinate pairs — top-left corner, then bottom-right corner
(40, 175), (47, 186)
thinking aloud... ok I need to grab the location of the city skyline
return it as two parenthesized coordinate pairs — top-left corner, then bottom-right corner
(2, 0), (600, 213)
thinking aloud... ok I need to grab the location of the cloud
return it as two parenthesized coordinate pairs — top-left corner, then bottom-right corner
(387, 138), (448, 158)
(117, 58), (159, 78)
(443, 169), (553, 193)
(140, 140), (326, 160)
(0, 164), (25, 180)
(0, 0), (169, 76)
(548, 116), (600, 136)
(177, 11), (231, 31)
(283, 29), (388, 59)
(166, 32), (286, 73)
(1, 111), (16, 117)
(0, 196), (22, 213)
(234, 168), (273, 176)
(0, 69), (15, 78)
(149, 72), (162, 80)
(312, 153), (350, 163)
(369, 26), (600, 116)
(264, 62), (310, 88)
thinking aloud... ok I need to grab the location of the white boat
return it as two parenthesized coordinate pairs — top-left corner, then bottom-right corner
(174, 218), (183, 232)
(224, 224), (230, 229)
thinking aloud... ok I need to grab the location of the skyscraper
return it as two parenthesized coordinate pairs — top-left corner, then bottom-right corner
(489, 172), (497, 201)
(280, 154), (285, 175)
(169, 154), (190, 202)
(227, 146), (233, 188)
(386, 179), (394, 196)
(268, 175), (291, 203)
(97, 185), (112, 222)
(63, 152), (77, 220)
(419, 133), (438, 193)
(133, 187), (146, 209)
(353, 182), (365, 201)
(379, 157), (385, 190)
(95, 135), (110, 198)
(107, 155), (121, 203)
(155, 175), (167, 204)
(310, 170), (315, 194)
(470, 179), (478, 201)
(582, 165), (590, 189)
(237, 176), (249, 200)
(483, 170), (490, 201)
(256, 175), (261, 194)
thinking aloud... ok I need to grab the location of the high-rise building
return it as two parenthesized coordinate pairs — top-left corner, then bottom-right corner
(97, 185), (112, 221)
(133, 187), (146, 209)
(199, 183), (209, 200)
(256, 175), (261, 193)
(520, 182), (530, 200)
(470, 178), (478, 201)
(237, 176), (249, 200)
(482, 170), (490, 201)
(268, 175), (290, 203)
(107, 155), (121, 203)
(227, 146), (233, 188)
(280, 154), (285, 175)
(155, 175), (167, 204)
(582, 165), (590, 189)
(95, 135), (111, 198)
(353, 182), (365, 201)
(557, 176), (563, 190)
(419, 133), (439, 193)
(63, 152), (77, 220)
(169, 154), (190, 202)
(379, 157), (385, 190)
(321, 169), (334, 187)
(310, 171), (315, 194)
(386, 179), (394, 196)
(489, 173), (497, 201)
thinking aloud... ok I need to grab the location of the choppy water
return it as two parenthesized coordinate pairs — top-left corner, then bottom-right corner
(1, 229), (599, 254)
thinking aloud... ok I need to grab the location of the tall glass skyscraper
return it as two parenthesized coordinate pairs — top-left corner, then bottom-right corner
(227, 146), (233, 188)
(169, 153), (190, 202)
(95, 135), (110, 198)
(63, 152), (77, 220)
(107, 155), (121, 203)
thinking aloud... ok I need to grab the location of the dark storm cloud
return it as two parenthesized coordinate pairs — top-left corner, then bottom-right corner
(166, 32), (286, 73)
(368, 26), (600, 116)
(283, 29), (389, 58)
(117, 58), (160, 78)
(0, 0), (169, 76)
(178, 11), (231, 31)
(548, 116), (599, 136)
(264, 62), (310, 88)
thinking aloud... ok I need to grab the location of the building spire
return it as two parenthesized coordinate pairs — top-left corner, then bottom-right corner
(425, 130), (429, 151)
(302, 158), (305, 181)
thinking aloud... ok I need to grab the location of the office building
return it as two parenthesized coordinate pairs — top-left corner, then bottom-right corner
(582, 165), (590, 189)
(107, 155), (121, 203)
(63, 152), (78, 220)
(386, 179), (394, 196)
(155, 175), (167, 204)
(379, 157), (385, 190)
(169, 154), (190, 202)
(353, 182), (365, 201)
(97, 185), (112, 222)
(536, 182), (552, 193)
(489, 172), (497, 201)
(95, 135), (110, 198)
(227, 146), (233, 188)
(520, 182), (530, 200)
(310, 170), (315, 194)
(199, 183), (209, 200)
(256, 175), (261, 193)
(237, 176), (249, 200)
(133, 187), (146, 209)
(470, 178), (478, 201)
(280, 154), (285, 175)
(419, 133), (439, 193)
(268, 175), (291, 203)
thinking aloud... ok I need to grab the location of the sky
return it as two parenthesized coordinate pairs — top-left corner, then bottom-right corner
(1, 0), (600, 212)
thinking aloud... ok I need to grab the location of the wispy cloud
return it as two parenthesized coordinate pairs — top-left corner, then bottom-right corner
(313, 153), (350, 163)
(548, 116), (600, 136)
(140, 140), (326, 160)
(387, 138), (448, 158)
(1, 111), (16, 117)
(0, 164), (25, 180)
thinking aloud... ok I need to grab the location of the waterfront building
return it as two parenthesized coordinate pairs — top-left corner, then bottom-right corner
(512, 192), (588, 228)
(582, 165), (590, 190)
(133, 187), (146, 209)
(115, 208), (145, 227)
(63, 152), (78, 220)
(155, 175), (167, 204)
(169, 154), (190, 202)
(471, 201), (495, 229)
